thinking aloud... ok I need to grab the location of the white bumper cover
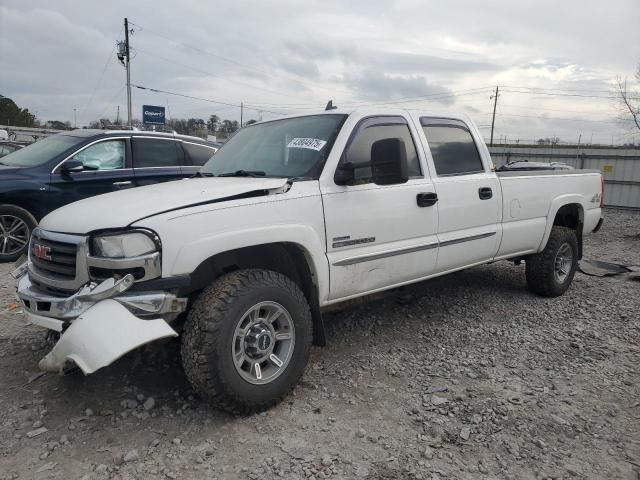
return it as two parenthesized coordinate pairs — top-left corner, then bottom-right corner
(37, 299), (178, 374)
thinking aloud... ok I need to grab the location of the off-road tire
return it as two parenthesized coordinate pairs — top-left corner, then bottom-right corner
(0, 204), (37, 262)
(181, 269), (313, 414)
(526, 226), (578, 297)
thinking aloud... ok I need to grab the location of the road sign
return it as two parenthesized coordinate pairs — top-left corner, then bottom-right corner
(142, 105), (165, 125)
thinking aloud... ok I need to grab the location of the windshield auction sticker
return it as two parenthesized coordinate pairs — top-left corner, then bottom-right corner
(287, 138), (327, 151)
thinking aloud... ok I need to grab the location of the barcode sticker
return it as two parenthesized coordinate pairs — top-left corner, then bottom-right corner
(287, 138), (327, 151)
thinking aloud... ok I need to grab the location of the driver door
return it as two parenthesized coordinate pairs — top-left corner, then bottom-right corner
(48, 137), (135, 212)
(321, 116), (439, 300)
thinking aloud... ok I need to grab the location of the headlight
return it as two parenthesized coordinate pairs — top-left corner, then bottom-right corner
(92, 231), (158, 258)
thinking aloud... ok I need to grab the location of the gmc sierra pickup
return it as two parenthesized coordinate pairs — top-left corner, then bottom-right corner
(14, 108), (603, 413)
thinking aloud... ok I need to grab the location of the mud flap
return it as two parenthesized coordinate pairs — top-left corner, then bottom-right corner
(38, 299), (178, 374)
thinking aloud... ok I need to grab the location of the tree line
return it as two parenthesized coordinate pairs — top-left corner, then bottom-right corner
(87, 114), (257, 138)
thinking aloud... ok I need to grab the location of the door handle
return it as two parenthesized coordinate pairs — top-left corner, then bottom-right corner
(113, 181), (133, 188)
(478, 187), (493, 200)
(416, 192), (438, 207)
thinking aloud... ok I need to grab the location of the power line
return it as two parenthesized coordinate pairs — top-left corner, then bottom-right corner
(247, 87), (493, 108)
(248, 88), (494, 111)
(80, 26), (123, 123)
(135, 47), (307, 100)
(495, 102), (622, 115)
(129, 20), (356, 98)
(501, 84), (621, 94)
(491, 111), (625, 123)
(501, 88), (638, 100)
(132, 84), (288, 116)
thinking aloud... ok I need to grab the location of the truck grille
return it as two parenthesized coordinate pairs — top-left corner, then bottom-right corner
(30, 234), (77, 280)
(28, 228), (90, 293)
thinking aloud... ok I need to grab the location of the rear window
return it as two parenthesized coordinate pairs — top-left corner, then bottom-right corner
(132, 138), (183, 168)
(421, 120), (484, 176)
(183, 142), (217, 166)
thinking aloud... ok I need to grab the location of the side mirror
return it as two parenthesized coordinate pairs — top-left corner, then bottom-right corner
(334, 137), (409, 186)
(370, 137), (409, 185)
(61, 159), (84, 175)
(334, 165), (355, 186)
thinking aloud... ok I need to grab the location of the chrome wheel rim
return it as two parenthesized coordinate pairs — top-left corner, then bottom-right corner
(0, 215), (29, 256)
(554, 243), (573, 283)
(232, 301), (295, 385)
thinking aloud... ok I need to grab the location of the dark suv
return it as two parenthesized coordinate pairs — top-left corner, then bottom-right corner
(0, 129), (220, 261)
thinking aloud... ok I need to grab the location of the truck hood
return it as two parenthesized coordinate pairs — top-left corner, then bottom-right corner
(40, 177), (290, 234)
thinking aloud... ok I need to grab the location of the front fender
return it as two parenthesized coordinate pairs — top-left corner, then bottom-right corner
(169, 224), (329, 302)
(137, 190), (330, 302)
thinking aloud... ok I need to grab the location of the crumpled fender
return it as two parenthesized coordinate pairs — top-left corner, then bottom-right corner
(39, 299), (178, 374)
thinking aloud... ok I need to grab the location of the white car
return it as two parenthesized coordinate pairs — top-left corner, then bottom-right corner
(15, 108), (603, 413)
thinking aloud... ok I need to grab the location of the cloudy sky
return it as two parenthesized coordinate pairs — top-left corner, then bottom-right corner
(1, 0), (639, 143)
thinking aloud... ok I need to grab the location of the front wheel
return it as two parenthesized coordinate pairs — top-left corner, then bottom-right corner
(0, 205), (36, 262)
(525, 226), (578, 297)
(181, 269), (313, 414)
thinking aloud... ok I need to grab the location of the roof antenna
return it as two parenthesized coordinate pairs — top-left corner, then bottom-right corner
(325, 100), (338, 111)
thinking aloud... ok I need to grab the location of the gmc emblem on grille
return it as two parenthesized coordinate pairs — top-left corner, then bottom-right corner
(33, 244), (52, 261)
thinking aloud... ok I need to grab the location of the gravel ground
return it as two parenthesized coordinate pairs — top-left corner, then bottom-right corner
(0, 208), (638, 480)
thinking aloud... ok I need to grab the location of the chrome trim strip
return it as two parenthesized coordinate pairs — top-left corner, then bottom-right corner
(51, 136), (130, 174)
(332, 231), (497, 266)
(333, 241), (439, 266)
(87, 252), (161, 282)
(181, 140), (218, 150)
(438, 231), (496, 247)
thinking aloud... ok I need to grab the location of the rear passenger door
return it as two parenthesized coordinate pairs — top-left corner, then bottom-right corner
(181, 141), (218, 176)
(418, 118), (499, 272)
(132, 137), (186, 186)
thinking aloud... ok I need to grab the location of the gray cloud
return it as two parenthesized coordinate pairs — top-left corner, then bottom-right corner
(346, 70), (454, 104)
(0, 0), (638, 143)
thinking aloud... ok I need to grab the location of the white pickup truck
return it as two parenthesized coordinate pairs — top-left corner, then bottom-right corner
(15, 108), (603, 413)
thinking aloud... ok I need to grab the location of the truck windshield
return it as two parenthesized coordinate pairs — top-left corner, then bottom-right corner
(0, 134), (85, 168)
(200, 114), (347, 179)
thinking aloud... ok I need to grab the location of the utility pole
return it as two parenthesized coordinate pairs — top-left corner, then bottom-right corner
(116, 105), (120, 125)
(73, 108), (77, 129)
(124, 18), (132, 128)
(240, 102), (243, 128)
(490, 86), (499, 146)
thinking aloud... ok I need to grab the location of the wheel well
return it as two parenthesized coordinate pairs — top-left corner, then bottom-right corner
(189, 243), (326, 346)
(553, 203), (584, 258)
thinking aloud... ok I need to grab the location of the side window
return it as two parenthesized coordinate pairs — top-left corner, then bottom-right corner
(421, 120), (484, 176)
(344, 119), (421, 182)
(183, 142), (217, 166)
(132, 138), (183, 168)
(71, 140), (125, 170)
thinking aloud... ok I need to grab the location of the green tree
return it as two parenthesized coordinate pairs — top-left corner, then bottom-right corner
(46, 120), (72, 130)
(207, 115), (220, 133)
(0, 95), (37, 127)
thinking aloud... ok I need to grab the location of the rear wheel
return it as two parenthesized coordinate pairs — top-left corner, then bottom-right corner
(0, 205), (36, 262)
(525, 226), (578, 297)
(181, 269), (313, 414)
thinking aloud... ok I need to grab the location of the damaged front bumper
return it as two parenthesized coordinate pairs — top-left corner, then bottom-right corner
(15, 269), (187, 374)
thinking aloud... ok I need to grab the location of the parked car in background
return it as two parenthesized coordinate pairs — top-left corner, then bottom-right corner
(0, 129), (219, 261)
(497, 160), (574, 171)
(0, 141), (26, 158)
